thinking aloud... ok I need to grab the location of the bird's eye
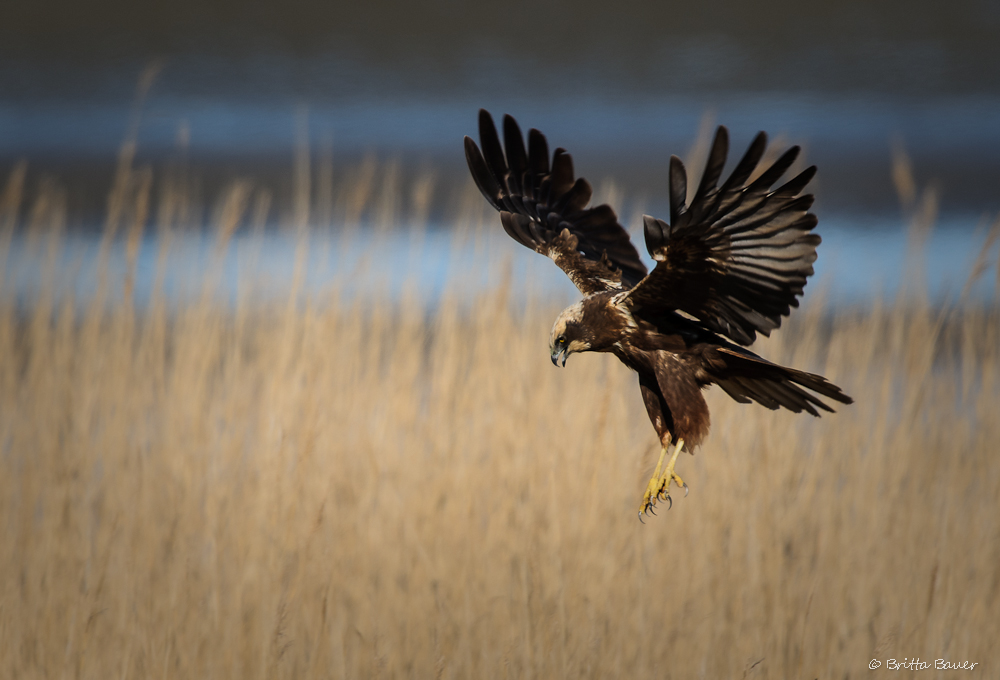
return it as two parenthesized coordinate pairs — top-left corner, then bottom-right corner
(557, 336), (566, 345)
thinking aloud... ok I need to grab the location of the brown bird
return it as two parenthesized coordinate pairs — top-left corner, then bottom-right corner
(464, 110), (852, 520)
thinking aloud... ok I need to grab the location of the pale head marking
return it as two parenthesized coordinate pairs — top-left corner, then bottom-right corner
(549, 301), (590, 366)
(550, 301), (584, 341)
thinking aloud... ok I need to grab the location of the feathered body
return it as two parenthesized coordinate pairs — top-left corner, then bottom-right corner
(465, 110), (851, 456)
(549, 292), (847, 450)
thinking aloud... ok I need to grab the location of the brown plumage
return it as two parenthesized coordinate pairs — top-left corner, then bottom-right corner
(464, 109), (852, 513)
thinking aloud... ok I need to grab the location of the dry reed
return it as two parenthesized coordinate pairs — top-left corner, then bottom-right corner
(0, 146), (998, 680)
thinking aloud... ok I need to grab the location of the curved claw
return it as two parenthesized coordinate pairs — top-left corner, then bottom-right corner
(638, 511), (646, 524)
(683, 483), (689, 498)
(665, 495), (673, 511)
(648, 503), (657, 515)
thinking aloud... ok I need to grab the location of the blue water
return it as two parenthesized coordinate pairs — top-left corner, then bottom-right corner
(4, 215), (996, 313)
(4, 78), (998, 311)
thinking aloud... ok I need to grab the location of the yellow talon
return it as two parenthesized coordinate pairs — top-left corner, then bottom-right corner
(638, 438), (686, 519)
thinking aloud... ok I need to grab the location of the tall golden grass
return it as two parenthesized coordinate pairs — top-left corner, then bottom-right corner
(1, 142), (998, 680)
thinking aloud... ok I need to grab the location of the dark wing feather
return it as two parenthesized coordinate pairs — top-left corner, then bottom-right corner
(465, 109), (647, 295)
(624, 126), (821, 345)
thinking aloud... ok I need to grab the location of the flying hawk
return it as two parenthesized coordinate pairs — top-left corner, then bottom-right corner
(464, 110), (852, 520)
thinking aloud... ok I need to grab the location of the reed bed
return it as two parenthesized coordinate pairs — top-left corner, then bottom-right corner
(0, 150), (998, 680)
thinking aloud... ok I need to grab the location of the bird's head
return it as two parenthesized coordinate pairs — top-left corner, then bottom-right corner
(549, 302), (592, 367)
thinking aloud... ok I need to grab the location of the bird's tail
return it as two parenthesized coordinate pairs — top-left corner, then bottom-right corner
(710, 346), (852, 416)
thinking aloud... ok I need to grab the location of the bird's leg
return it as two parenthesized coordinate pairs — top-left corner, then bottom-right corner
(640, 444), (670, 514)
(639, 438), (687, 520)
(657, 438), (687, 498)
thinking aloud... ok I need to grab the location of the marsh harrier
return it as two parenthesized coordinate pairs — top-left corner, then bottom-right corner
(464, 110), (852, 520)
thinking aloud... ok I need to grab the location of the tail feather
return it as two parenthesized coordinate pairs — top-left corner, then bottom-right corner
(712, 346), (852, 416)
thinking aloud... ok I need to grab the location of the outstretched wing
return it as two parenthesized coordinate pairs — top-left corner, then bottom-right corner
(622, 126), (820, 345)
(464, 109), (647, 296)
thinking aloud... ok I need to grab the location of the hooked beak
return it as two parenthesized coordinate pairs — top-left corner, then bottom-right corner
(550, 347), (568, 367)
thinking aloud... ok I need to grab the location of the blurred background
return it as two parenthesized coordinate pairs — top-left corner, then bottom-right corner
(5, 0), (1000, 203)
(3, 0), (1000, 305)
(3, 4), (1000, 678)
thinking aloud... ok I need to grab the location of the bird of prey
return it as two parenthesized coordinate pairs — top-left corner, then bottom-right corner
(464, 110), (852, 520)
